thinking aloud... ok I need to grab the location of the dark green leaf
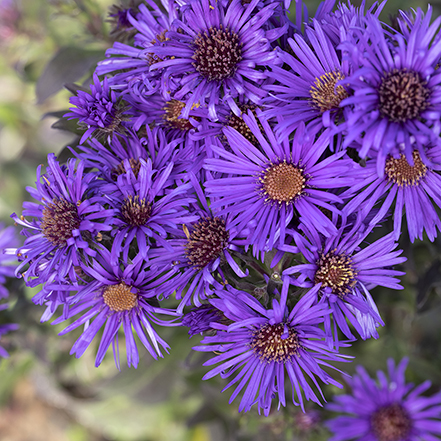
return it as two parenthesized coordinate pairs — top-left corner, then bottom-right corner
(36, 46), (105, 104)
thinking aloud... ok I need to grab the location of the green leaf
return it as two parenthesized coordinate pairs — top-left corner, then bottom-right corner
(36, 46), (104, 104)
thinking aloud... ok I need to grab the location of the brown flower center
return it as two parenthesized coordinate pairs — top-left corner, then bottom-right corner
(251, 323), (300, 363)
(371, 404), (412, 441)
(103, 282), (138, 312)
(378, 68), (430, 122)
(185, 217), (230, 270)
(41, 198), (81, 247)
(120, 195), (152, 226)
(385, 150), (427, 187)
(314, 251), (357, 298)
(192, 25), (242, 81)
(111, 158), (141, 181)
(260, 161), (305, 204)
(163, 99), (196, 131)
(225, 104), (262, 146)
(310, 70), (348, 113)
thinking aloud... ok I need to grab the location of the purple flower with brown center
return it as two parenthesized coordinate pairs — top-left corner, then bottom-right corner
(326, 357), (441, 441)
(339, 10), (441, 166)
(152, 174), (248, 313)
(194, 280), (350, 415)
(283, 222), (405, 341)
(143, 0), (286, 120)
(204, 113), (357, 252)
(102, 157), (198, 264)
(11, 154), (114, 290)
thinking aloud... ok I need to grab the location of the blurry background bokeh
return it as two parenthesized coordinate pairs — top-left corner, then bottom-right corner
(1, 0), (441, 440)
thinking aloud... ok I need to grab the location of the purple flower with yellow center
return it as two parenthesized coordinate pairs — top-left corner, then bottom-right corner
(103, 157), (198, 264)
(11, 154), (114, 287)
(283, 223), (405, 340)
(152, 174), (248, 313)
(144, 0), (286, 120)
(53, 248), (178, 368)
(194, 280), (349, 415)
(204, 114), (356, 252)
(264, 20), (349, 136)
(343, 145), (441, 242)
(65, 74), (132, 144)
(326, 357), (441, 441)
(340, 10), (441, 165)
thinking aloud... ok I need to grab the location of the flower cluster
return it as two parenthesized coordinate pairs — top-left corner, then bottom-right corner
(9, 0), (441, 425)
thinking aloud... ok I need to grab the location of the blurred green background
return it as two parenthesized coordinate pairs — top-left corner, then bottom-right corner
(1, 0), (441, 440)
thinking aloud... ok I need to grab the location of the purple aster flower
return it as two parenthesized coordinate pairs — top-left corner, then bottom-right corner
(343, 145), (441, 242)
(102, 157), (198, 264)
(152, 173), (248, 313)
(339, 10), (441, 166)
(326, 357), (441, 441)
(96, 0), (176, 84)
(0, 224), (18, 299)
(53, 248), (178, 368)
(11, 154), (114, 287)
(181, 304), (224, 337)
(65, 74), (132, 144)
(144, 0), (286, 120)
(204, 114), (357, 252)
(194, 280), (350, 415)
(264, 20), (349, 136)
(283, 222), (405, 341)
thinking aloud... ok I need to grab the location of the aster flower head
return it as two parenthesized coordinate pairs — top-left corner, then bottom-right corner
(326, 357), (441, 441)
(343, 144), (441, 242)
(53, 248), (178, 369)
(264, 20), (350, 136)
(96, 0), (178, 86)
(194, 280), (350, 415)
(152, 173), (248, 313)
(103, 157), (198, 264)
(204, 113), (357, 252)
(145, 0), (286, 120)
(11, 154), (114, 287)
(340, 9), (441, 167)
(65, 74), (132, 144)
(283, 221), (405, 341)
